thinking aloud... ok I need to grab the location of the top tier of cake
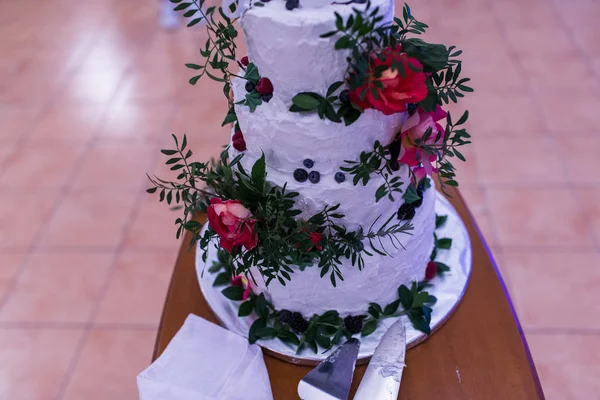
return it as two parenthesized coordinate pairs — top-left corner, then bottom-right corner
(242, 0), (395, 100)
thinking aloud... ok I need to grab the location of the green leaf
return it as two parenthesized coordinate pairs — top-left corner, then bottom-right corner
(403, 184), (420, 204)
(238, 300), (254, 317)
(187, 17), (203, 27)
(291, 93), (322, 110)
(435, 261), (451, 274)
(435, 215), (448, 228)
(326, 81), (344, 97)
(248, 317), (267, 344)
(361, 319), (377, 337)
(189, 75), (201, 85)
(213, 271), (230, 286)
(437, 238), (452, 249)
(383, 299), (401, 316)
(244, 63), (260, 83)
(185, 63), (203, 70)
(174, 2), (192, 11)
(408, 310), (431, 334)
(251, 153), (266, 190)
(146, 187), (157, 194)
(397, 285), (413, 309)
(221, 286), (245, 301)
(161, 149), (178, 156)
(277, 331), (300, 345)
(456, 110), (469, 125)
(254, 293), (268, 318)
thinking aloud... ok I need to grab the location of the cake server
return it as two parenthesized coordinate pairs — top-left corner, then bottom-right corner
(297, 338), (360, 400)
(353, 319), (407, 400)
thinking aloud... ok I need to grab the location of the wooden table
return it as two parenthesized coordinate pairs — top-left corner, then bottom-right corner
(152, 187), (545, 399)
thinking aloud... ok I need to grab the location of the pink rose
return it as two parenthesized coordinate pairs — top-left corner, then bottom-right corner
(207, 198), (258, 253)
(398, 105), (447, 179)
(230, 275), (252, 300)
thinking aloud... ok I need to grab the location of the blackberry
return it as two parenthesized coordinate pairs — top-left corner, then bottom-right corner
(389, 160), (400, 171)
(397, 202), (416, 220)
(356, 241), (364, 252)
(294, 168), (308, 183)
(339, 89), (350, 104)
(279, 309), (293, 324)
(262, 93), (273, 103)
(344, 315), (365, 334)
(334, 172), (346, 183)
(303, 159), (314, 169)
(308, 171), (320, 184)
(289, 312), (309, 332)
(353, 0), (367, 3)
(245, 81), (255, 92)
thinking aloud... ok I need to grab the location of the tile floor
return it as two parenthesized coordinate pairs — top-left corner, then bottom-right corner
(0, 0), (599, 398)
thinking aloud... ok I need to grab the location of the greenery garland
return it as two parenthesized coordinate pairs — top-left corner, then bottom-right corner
(147, 138), (414, 287)
(209, 213), (452, 353)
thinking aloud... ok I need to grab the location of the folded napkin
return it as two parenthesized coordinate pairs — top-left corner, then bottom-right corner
(138, 314), (273, 400)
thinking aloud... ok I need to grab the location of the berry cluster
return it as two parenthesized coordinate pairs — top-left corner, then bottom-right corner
(279, 309), (309, 332)
(232, 128), (246, 152)
(294, 159), (320, 184)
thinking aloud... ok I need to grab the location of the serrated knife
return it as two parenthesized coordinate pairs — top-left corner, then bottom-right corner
(353, 319), (407, 400)
(297, 338), (361, 400)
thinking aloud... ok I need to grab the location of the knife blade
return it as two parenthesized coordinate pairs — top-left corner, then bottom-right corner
(297, 338), (361, 400)
(353, 319), (407, 400)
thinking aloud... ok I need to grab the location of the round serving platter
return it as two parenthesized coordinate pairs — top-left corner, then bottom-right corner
(196, 191), (472, 366)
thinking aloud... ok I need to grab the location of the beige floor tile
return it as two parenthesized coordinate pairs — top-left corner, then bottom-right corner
(486, 188), (595, 247)
(70, 143), (157, 191)
(504, 252), (600, 330)
(95, 251), (176, 325)
(62, 329), (154, 400)
(0, 107), (41, 144)
(0, 328), (84, 400)
(527, 333), (600, 400)
(539, 92), (600, 132)
(0, 253), (25, 300)
(26, 104), (106, 144)
(475, 137), (565, 185)
(555, 137), (600, 184)
(0, 252), (113, 323)
(96, 103), (175, 143)
(0, 190), (60, 248)
(0, 144), (85, 188)
(40, 191), (137, 248)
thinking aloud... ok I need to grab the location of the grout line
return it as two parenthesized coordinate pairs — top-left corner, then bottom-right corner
(0, 321), (158, 331)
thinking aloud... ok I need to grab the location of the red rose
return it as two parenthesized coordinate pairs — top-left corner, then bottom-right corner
(255, 77), (273, 95)
(349, 45), (427, 115)
(240, 56), (249, 66)
(425, 261), (437, 281)
(232, 129), (246, 152)
(207, 198), (258, 253)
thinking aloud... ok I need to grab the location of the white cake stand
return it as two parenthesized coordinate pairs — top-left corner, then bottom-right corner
(196, 191), (472, 365)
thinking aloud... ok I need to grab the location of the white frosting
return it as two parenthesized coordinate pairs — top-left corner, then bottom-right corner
(226, 0), (437, 316)
(241, 0), (395, 100)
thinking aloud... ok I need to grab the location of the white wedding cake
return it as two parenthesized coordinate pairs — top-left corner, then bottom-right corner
(151, 0), (472, 344)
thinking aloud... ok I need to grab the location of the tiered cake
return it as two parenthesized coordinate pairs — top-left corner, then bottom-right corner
(150, 0), (472, 349)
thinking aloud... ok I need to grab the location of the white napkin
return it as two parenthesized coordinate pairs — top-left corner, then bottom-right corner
(138, 314), (273, 400)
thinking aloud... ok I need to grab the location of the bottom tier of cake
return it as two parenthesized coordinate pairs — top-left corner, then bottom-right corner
(248, 187), (436, 317)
